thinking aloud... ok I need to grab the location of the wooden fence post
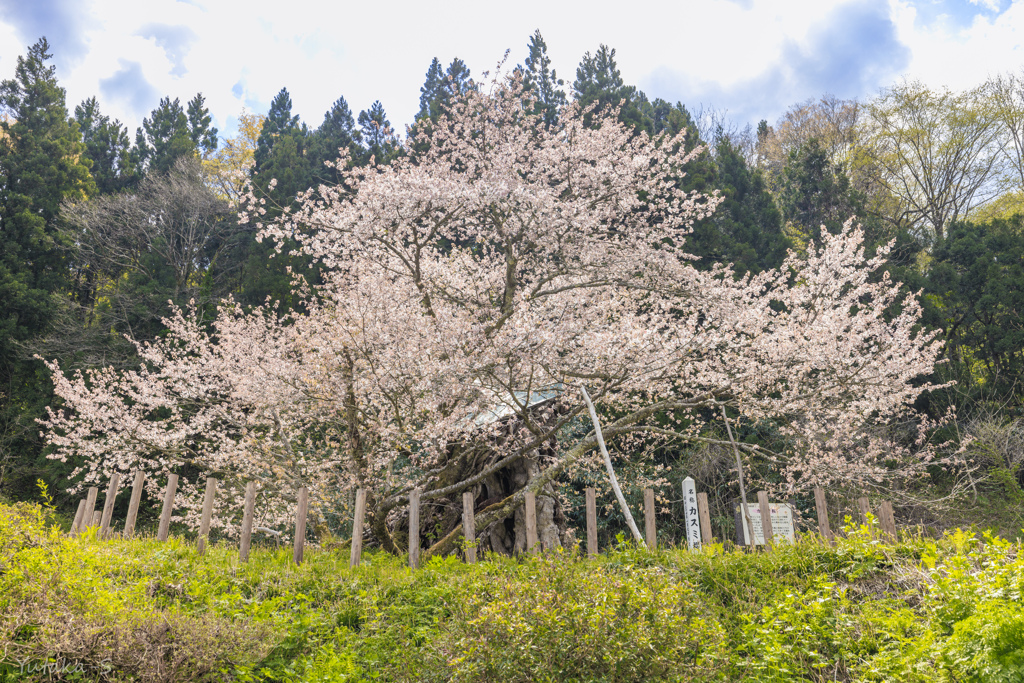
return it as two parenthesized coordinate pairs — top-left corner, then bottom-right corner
(350, 488), (366, 568)
(879, 500), (897, 542)
(757, 491), (774, 546)
(696, 492), (713, 544)
(71, 498), (87, 535)
(92, 510), (102, 527)
(293, 487), (308, 566)
(198, 477), (217, 555)
(643, 488), (656, 550)
(857, 496), (871, 526)
(124, 471), (145, 538)
(82, 487), (99, 533)
(585, 487), (598, 557)
(408, 489), (421, 569)
(99, 473), (120, 539)
(524, 491), (538, 554)
(813, 487), (833, 544)
(239, 481), (256, 563)
(462, 491), (476, 564)
(157, 474), (178, 542)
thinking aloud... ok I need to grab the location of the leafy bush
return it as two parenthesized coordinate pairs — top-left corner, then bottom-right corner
(3, 502), (1024, 682)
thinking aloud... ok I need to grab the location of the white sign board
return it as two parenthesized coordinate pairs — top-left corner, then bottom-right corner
(682, 477), (701, 551)
(734, 502), (795, 545)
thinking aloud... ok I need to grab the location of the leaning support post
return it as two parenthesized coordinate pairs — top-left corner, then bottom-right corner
(99, 473), (120, 540)
(157, 474), (178, 542)
(408, 488), (421, 569)
(580, 385), (645, 547)
(462, 491), (477, 564)
(350, 488), (366, 568)
(722, 406), (755, 547)
(293, 486), (308, 566)
(123, 471), (145, 538)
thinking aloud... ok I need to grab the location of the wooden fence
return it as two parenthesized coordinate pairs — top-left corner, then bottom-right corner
(67, 472), (904, 567)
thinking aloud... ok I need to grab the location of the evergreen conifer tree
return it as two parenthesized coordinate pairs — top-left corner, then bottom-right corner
(358, 101), (399, 164)
(136, 96), (194, 175)
(186, 93), (219, 157)
(308, 96), (360, 184)
(75, 96), (139, 194)
(522, 30), (566, 127)
(0, 37), (95, 496)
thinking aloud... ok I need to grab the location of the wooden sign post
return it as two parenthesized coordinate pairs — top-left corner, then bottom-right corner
(682, 477), (701, 551)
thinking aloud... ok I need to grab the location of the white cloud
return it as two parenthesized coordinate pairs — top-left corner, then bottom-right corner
(0, 0), (1021, 140)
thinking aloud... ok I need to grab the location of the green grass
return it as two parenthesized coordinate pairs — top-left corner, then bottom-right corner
(2, 501), (1024, 682)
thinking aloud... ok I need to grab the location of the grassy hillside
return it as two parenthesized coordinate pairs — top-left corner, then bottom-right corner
(1, 500), (1023, 682)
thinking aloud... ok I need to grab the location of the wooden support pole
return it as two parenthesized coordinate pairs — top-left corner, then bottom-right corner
(462, 491), (476, 564)
(198, 477), (217, 555)
(99, 473), (120, 539)
(408, 488), (421, 569)
(92, 510), (102, 527)
(157, 474), (178, 542)
(643, 488), (656, 550)
(585, 487), (598, 557)
(71, 498), (87, 535)
(350, 488), (366, 568)
(696, 492), (713, 545)
(124, 471), (145, 539)
(879, 500), (897, 542)
(524, 491), (538, 554)
(813, 487), (833, 544)
(239, 481), (256, 563)
(857, 496), (871, 526)
(757, 491), (774, 546)
(293, 487), (308, 566)
(81, 486), (99, 535)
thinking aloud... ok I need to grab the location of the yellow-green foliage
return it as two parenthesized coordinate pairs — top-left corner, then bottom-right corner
(2, 501), (1024, 682)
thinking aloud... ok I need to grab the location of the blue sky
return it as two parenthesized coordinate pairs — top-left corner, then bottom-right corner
(0, 0), (1021, 142)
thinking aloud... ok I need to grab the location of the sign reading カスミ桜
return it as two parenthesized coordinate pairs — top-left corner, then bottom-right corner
(683, 477), (700, 551)
(734, 502), (795, 545)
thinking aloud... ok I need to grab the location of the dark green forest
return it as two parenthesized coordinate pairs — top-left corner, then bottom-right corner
(2, 33), (1023, 537)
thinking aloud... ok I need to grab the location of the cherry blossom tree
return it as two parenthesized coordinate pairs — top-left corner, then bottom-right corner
(42, 73), (948, 555)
